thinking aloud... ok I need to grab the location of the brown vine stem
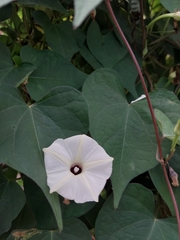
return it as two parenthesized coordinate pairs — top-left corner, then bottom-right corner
(105, 0), (180, 236)
(104, 0), (163, 160)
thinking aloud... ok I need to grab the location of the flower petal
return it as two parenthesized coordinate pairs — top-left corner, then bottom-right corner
(43, 151), (72, 192)
(49, 171), (73, 193)
(43, 139), (72, 167)
(44, 152), (69, 175)
(54, 173), (98, 203)
(64, 135), (84, 163)
(64, 134), (113, 164)
(84, 160), (113, 179)
(82, 172), (107, 200)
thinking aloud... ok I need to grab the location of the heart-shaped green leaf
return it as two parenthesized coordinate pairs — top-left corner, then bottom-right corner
(95, 183), (178, 239)
(0, 173), (26, 235)
(61, 197), (95, 220)
(113, 53), (140, 98)
(83, 68), (158, 208)
(148, 90), (180, 216)
(154, 108), (180, 145)
(12, 204), (36, 229)
(33, 11), (85, 61)
(0, 204), (36, 240)
(149, 144), (180, 216)
(0, 41), (36, 87)
(20, 46), (87, 101)
(80, 44), (103, 70)
(155, 108), (175, 138)
(18, 0), (66, 13)
(150, 89), (180, 124)
(23, 176), (58, 230)
(7, 218), (92, 240)
(160, 0), (179, 12)
(0, 84), (89, 230)
(24, 176), (95, 229)
(87, 21), (127, 68)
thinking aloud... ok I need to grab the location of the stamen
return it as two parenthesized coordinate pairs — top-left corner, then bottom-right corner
(70, 164), (82, 175)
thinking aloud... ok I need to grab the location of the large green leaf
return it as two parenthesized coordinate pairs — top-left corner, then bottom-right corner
(87, 21), (127, 68)
(23, 176), (95, 229)
(73, 0), (103, 28)
(80, 44), (103, 70)
(95, 183), (178, 239)
(20, 46), (87, 101)
(155, 108), (175, 138)
(33, 10), (85, 61)
(0, 41), (12, 74)
(18, 0), (66, 13)
(82, 68), (158, 208)
(84, 196), (106, 228)
(2, 63), (36, 87)
(0, 84), (89, 230)
(0, 173), (26, 235)
(149, 145), (180, 217)
(11, 204), (36, 229)
(24, 176), (58, 230)
(160, 0), (179, 12)
(150, 90), (180, 125)
(7, 218), (92, 240)
(61, 196), (95, 219)
(0, 41), (36, 87)
(154, 108), (180, 144)
(113, 53), (139, 98)
(148, 90), (180, 216)
(0, 204), (36, 240)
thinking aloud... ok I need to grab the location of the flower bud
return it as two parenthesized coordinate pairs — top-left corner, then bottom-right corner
(169, 166), (179, 187)
(173, 11), (180, 21)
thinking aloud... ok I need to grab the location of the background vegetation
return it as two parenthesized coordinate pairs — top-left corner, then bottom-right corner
(0, 0), (180, 239)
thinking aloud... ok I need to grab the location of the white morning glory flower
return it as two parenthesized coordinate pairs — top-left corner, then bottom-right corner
(43, 135), (113, 203)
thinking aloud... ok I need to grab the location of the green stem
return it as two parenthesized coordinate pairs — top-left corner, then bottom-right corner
(147, 13), (174, 31)
(161, 17), (170, 36)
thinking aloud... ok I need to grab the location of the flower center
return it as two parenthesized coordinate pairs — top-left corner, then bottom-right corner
(70, 164), (82, 175)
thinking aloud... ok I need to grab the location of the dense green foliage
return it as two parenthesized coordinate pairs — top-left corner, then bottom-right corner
(0, 0), (180, 239)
